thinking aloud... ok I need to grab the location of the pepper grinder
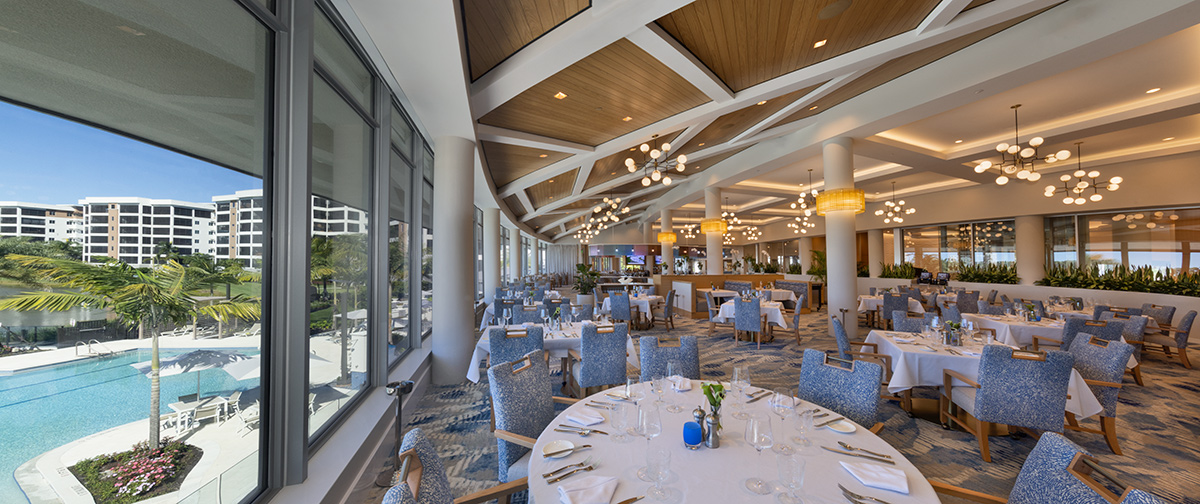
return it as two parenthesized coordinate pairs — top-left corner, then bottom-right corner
(692, 406), (707, 441)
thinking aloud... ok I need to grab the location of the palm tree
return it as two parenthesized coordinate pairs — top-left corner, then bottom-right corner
(0, 255), (260, 449)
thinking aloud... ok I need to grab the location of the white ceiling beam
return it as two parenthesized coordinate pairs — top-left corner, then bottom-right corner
(917, 0), (975, 35)
(571, 158), (599, 198)
(476, 124), (594, 154)
(730, 67), (878, 144)
(625, 24), (735, 103)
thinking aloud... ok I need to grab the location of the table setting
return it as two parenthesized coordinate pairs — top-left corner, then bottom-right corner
(600, 294), (665, 318)
(961, 312), (1064, 348)
(527, 372), (940, 503)
(466, 321), (640, 382)
(856, 295), (925, 314)
(712, 299), (790, 329)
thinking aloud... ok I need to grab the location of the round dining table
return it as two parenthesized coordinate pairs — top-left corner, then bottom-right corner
(527, 383), (941, 504)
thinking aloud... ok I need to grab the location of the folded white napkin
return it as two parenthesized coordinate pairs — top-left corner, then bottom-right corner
(840, 461), (909, 494)
(893, 337), (915, 343)
(558, 475), (618, 504)
(670, 376), (692, 392)
(566, 407), (605, 426)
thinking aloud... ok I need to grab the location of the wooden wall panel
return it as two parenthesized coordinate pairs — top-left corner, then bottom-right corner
(481, 140), (574, 187)
(463, 0), (590, 81)
(657, 0), (941, 92)
(583, 129), (686, 191)
(478, 39), (711, 146)
(525, 167), (579, 208)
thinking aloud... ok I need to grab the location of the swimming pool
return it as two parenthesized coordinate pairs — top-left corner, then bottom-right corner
(0, 348), (261, 503)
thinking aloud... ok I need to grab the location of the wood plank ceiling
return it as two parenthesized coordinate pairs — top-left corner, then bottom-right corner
(462, 0), (590, 81)
(655, 0), (943, 92)
(481, 140), (574, 187)
(477, 39), (711, 146)
(525, 167), (579, 208)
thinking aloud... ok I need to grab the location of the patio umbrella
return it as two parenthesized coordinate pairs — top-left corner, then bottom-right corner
(130, 349), (252, 397)
(222, 352), (340, 385)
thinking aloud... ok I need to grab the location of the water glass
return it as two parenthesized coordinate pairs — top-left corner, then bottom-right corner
(650, 374), (667, 407)
(775, 453), (807, 504)
(791, 409), (814, 451)
(731, 366), (751, 420)
(626, 375), (645, 402)
(610, 401), (633, 443)
(770, 388), (796, 455)
(501, 308), (512, 326)
(646, 446), (674, 501)
(744, 414), (774, 495)
(664, 360), (684, 413)
(636, 403), (663, 482)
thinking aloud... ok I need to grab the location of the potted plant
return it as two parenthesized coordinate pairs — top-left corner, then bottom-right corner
(806, 250), (827, 284)
(574, 263), (600, 306)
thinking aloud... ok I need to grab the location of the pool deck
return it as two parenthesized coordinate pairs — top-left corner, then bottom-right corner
(0, 332), (261, 375)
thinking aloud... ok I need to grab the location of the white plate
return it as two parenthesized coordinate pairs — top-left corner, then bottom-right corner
(542, 440), (575, 459)
(826, 420), (857, 434)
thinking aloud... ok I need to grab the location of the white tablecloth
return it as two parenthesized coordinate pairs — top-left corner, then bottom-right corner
(482, 301), (550, 330)
(962, 313), (1063, 348)
(600, 295), (664, 317)
(763, 288), (797, 303)
(864, 331), (1103, 419)
(1050, 309), (1092, 321)
(527, 383), (940, 504)
(857, 295), (925, 314)
(713, 300), (789, 329)
(466, 323), (639, 382)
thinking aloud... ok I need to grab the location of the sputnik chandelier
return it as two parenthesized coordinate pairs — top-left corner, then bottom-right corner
(573, 192), (629, 242)
(1043, 143), (1122, 206)
(743, 225), (762, 241)
(788, 169), (818, 234)
(625, 134), (686, 187)
(972, 104), (1072, 185)
(874, 182), (915, 224)
(721, 198), (741, 245)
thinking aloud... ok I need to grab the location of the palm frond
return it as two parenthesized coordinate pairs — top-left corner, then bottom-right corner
(0, 291), (107, 312)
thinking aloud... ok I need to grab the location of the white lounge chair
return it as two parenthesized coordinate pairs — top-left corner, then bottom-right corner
(236, 401), (260, 437)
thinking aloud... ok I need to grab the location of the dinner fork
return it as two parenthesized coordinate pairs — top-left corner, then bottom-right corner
(542, 456), (593, 478)
(547, 464), (597, 483)
(839, 484), (894, 504)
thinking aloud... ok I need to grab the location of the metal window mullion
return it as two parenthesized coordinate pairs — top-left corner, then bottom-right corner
(409, 147), (423, 346)
(313, 63), (378, 128)
(369, 80), (389, 385)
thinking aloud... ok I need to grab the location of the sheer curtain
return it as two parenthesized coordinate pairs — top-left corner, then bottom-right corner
(546, 244), (581, 280)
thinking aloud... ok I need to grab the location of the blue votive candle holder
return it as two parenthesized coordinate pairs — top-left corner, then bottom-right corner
(683, 421), (702, 449)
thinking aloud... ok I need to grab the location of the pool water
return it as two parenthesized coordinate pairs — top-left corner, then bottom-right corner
(0, 348), (261, 503)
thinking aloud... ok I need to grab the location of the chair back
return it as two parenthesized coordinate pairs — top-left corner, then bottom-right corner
(986, 289), (998, 304)
(881, 293), (908, 316)
(1007, 433), (1168, 504)
(724, 280), (753, 293)
(1099, 312), (1146, 361)
(1030, 299), (1046, 318)
(704, 290), (721, 320)
(493, 299), (518, 324)
(1139, 303), (1176, 326)
(796, 349), (882, 428)
(578, 323), (629, 388)
(831, 317), (853, 361)
(1068, 336), (1134, 418)
(734, 297), (763, 332)
(532, 289), (545, 302)
(956, 290), (981, 314)
(662, 290), (676, 319)
(1171, 310), (1197, 347)
(381, 427), (453, 504)
(891, 310), (932, 333)
(977, 300), (1011, 316)
(974, 346), (1073, 432)
(570, 303), (594, 322)
(638, 335), (699, 381)
(494, 287), (509, 300)
(609, 292), (634, 322)
(869, 287), (877, 296)
(487, 350), (554, 482)
(487, 326), (545, 365)
(1062, 318), (1124, 350)
(513, 305), (542, 325)
(645, 285), (657, 296)
(941, 304), (963, 324)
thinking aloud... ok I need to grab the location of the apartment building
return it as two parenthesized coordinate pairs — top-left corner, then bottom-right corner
(213, 189), (369, 269)
(78, 197), (216, 265)
(0, 202), (84, 243)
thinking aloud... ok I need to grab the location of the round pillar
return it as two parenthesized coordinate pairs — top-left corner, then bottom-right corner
(867, 229), (884, 278)
(823, 137), (859, 339)
(1014, 215), (1045, 285)
(431, 136), (475, 385)
(660, 209), (674, 274)
(483, 208), (501, 303)
(705, 187), (722, 274)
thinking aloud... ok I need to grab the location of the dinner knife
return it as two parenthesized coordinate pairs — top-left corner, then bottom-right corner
(820, 446), (896, 465)
(616, 496), (646, 504)
(747, 391), (772, 403)
(815, 416), (845, 428)
(557, 425), (609, 435)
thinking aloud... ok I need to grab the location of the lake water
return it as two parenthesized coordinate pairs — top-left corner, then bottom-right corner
(0, 286), (110, 328)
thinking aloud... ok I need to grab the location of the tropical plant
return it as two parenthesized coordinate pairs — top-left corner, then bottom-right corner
(1037, 263), (1200, 297)
(806, 250), (827, 284)
(879, 262), (917, 279)
(0, 255), (260, 449)
(573, 263), (600, 294)
(762, 263), (781, 274)
(787, 263), (804, 275)
(0, 236), (80, 285)
(152, 241), (182, 265)
(856, 262), (869, 278)
(955, 262), (1019, 284)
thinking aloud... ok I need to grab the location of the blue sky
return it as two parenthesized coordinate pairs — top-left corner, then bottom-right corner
(0, 101), (259, 205)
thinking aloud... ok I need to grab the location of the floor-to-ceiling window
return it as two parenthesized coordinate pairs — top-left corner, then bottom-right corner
(388, 105), (414, 366)
(420, 147), (434, 337)
(537, 241), (548, 275)
(901, 220), (1016, 274)
(521, 235), (532, 277)
(475, 207), (485, 300)
(1046, 207), (1199, 274)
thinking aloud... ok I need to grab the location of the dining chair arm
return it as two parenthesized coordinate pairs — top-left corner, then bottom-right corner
(927, 480), (1006, 504)
(848, 351), (892, 381)
(868, 422), (884, 434)
(854, 341), (880, 352)
(943, 369), (981, 391)
(552, 396), (581, 406)
(493, 429), (537, 449)
(453, 477), (529, 504)
(1082, 378), (1123, 389)
(567, 348), (582, 362)
(1031, 334), (1062, 351)
(974, 327), (996, 337)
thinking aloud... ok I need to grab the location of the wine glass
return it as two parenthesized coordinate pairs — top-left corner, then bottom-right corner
(731, 366), (751, 420)
(636, 403), (663, 482)
(646, 445), (675, 502)
(744, 413), (774, 494)
(776, 453), (807, 504)
(626, 375), (645, 403)
(650, 374), (667, 408)
(791, 408), (814, 453)
(610, 401), (633, 443)
(663, 360), (684, 413)
(501, 308), (512, 327)
(540, 307), (549, 326)
(769, 388), (796, 454)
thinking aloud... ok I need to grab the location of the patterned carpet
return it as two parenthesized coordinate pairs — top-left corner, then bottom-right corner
(355, 309), (1199, 504)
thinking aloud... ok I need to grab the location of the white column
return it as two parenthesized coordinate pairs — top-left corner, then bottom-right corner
(483, 208), (501, 303)
(867, 229), (884, 278)
(823, 137), (859, 339)
(799, 237), (812, 272)
(509, 226), (522, 283)
(642, 222), (654, 243)
(431, 136), (475, 385)
(893, 230), (905, 264)
(1014, 215), (1045, 286)
(660, 209), (674, 274)
(705, 187), (722, 274)
(531, 238), (540, 275)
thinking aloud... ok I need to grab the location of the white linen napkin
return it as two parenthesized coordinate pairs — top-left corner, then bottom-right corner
(558, 475), (618, 504)
(670, 376), (692, 392)
(565, 407), (605, 426)
(893, 336), (915, 343)
(839, 461), (910, 494)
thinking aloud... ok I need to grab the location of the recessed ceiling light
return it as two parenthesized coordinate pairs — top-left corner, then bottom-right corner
(539, 154), (548, 158)
(756, 101), (767, 106)
(1146, 88), (1161, 94)
(622, 116), (632, 121)
(809, 105), (818, 111)
(954, 140), (963, 144)
(1162, 137), (1175, 141)
(554, 91), (567, 99)
(813, 40), (827, 49)
(698, 142), (705, 146)
(548, 179), (555, 183)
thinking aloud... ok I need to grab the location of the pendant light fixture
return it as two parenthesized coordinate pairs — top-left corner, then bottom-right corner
(1043, 142), (1122, 205)
(874, 182), (915, 224)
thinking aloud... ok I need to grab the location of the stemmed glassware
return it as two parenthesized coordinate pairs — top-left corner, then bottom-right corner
(646, 446), (675, 502)
(664, 360), (684, 413)
(650, 374), (667, 408)
(731, 366), (751, 420)
(540, 307), (549, 327)
(743, 413), (774, 495)
(791, 408), (815, 453)
(636, 402), (663, 482)
(769, 388), (796, 454)
(501, 308), (512, 327)
(775, 453), (807, 504)
(626, 375), (645, 403)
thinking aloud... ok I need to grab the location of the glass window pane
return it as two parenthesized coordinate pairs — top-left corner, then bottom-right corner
(314, 9), (372, 109)
(904, 226), (941, 273)
(972, 221), (1015, 265)
(309, 76), (372, 438)
(1080, 209), (1196, 274)
(421, 180), (433, 336)
(1045, 216), (1077, 267)
(388, 151), (412, 365)
(391, 105), (413, 160)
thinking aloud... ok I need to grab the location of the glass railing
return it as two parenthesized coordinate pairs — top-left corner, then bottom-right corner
(178, 452), (259, 504)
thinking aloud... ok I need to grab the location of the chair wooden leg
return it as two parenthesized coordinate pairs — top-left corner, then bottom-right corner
(1065, 412), (1080, 429)
(939, 391), (949, 426)
(1180, 347), (1192, 369)
(708, 321), (714, 336)
(1128, 364), (1144, 386)
(977, 419), (992, 463)
(1101, 416), (1121, 455)
(756, 331), (761, 350)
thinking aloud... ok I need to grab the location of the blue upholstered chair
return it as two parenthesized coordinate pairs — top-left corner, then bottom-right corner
(638, 335), (699, 381)
(941, 304), (963, 325)
(645, 285), (657, 296)
(381, 427), (528, 504)
(869, 287), (877, 296)
(877, 293), (908, 330)
(487, 349), (578, 483)
(724, 280), (752, 294)
(569, 303), (593, 322)
(789, 293), (808, 345)
(1093, 305), (1143, 320)
(1033, 318), (1125, 352)
(891, 310), (934, 333)
(487, 326), (544, 367)
(977, 300), (1011, 316)
(797, 348), (883, 433)
(1066, 335), (1134, 454)
(705, 290), (733, 336)
(956, 290), (981, 314)
(734, 297), (769, 348)
(567, 322), (629, 397)
(1000, 294), (1011, 303)
(608, 292), (639, 327)
(940, 346), (1073, 462)
(1100, 312), (1147, 385)
(652, 289), (676, 331)
(774, 280), (809, 313)
(986, 289), (998, 304)
(928, 432), (1170, 504)
(512, 305), (542, 325)
(493, 287), (509, 301)
(531, 288), (545, 302)
(1139, 303), (1175, 327)
(492, 299), (517, 325)
(1142, 309), (1196, 369)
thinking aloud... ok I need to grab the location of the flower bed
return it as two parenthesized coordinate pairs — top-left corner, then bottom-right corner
(69, 438), (202, 504)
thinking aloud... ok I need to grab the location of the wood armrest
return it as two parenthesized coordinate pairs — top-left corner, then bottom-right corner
(1082, 378), (1123, 389)
(975, 327), (996, 337)
(855, 341), (879, 352)
(944, 369), (980, 389)
(552, 396), (580, 405)
(493, 429), (537, 449)
(868, 422), (883, 434)
(1031, 335), (1062, 351)
(567, 348), (582, 362)
(454, 477), (529, 504)
(928, 480), (1006, 504)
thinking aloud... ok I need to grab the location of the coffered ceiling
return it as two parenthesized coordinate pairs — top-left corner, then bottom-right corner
(456, 0), (1200, 243)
